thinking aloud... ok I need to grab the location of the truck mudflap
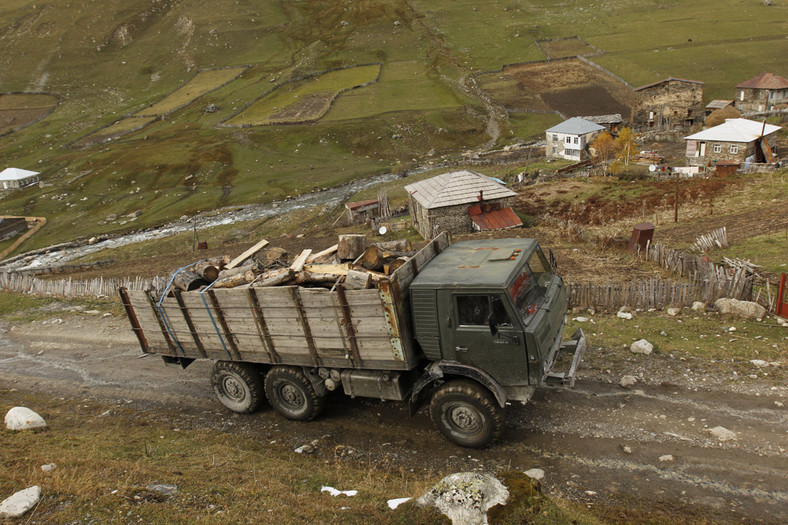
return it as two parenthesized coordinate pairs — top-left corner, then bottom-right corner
(545, 328), (586, 388)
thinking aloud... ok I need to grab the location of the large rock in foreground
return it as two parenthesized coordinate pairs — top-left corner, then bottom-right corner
(0, 486), (41, 518)
(417, 472), (508, 525)
(5, 407), (47, 431)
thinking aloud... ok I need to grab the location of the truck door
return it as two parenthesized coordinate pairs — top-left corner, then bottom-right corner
(437, 292), (528, 387)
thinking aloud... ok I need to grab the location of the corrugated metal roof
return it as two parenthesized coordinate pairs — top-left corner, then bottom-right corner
(545, 117), (605, 136)
(705, 99), (734, 109)
(634, 77), (704, 91)
(345, 199), (379, 211)
(0, 168), (39, 181)
(470, 207), (523, 231)
(735, 72), (788, 90)
(404, 170), (517, 210)
(684, 118), (782, 143)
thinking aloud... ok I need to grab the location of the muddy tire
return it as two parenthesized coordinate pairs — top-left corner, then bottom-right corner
(211, 361), (265, 414)
(264, 366), (325, 421)
(430, 380), (504, 448)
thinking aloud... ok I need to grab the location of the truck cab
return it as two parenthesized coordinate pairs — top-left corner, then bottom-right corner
(409, 238), (582, 447)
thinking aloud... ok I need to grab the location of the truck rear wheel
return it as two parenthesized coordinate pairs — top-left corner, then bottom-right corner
(264, 366), (325, 421)
(211, 361), (265, 414)
(430, 380), (504, 448)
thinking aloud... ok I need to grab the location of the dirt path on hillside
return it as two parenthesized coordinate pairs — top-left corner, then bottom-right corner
(1, 313), (786, 524)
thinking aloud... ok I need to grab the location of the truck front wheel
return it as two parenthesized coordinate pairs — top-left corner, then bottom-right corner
(211, 361), (265, 414)
(264, 366), (325, 421)
(430, 380), (504, 448)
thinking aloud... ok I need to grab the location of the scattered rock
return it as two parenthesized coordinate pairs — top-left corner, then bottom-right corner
(105, 214), (117, 221)
(659, 455), (674, 462)
(630, 339), (653, 355)
(573, 316), (589, 322)
(5, 407), (47, 431)
(523, 468), (544, 481)
(714, 298), (766, 319)
(707, 426), (736, 442)
(617, 311), (633, 320)
(667, 307), (681, 317)
(417, 472), (508, 525)
(622, 445), (633, 454)
(88, 236), (98, 245)
(692, 301), (706, 312)
(294, 444), (314, 454)
(0, 486), (41, 518)
(584, 490), (597, 496)
(146, 484), (178, 497)
(620, 375), (638, 388)
(750, 359), (768, 368)
(40, 463), (57, 472)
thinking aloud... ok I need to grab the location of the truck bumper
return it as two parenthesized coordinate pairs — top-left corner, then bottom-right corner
(545, 328), (586, 388)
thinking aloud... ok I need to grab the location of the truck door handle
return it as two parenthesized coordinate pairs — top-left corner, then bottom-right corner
(455, 346), (468, 353)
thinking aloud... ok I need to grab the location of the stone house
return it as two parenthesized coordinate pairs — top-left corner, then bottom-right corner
(684, 118), (781, 165)
(405, 170), (521, 240)
(734, 72), (788, 113)
(0, 168), (40, 190)
(545, 117), (605, 161)
(632, 78), (705, 130)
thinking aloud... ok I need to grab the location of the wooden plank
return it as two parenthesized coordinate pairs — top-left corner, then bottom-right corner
(207, 290), (242, 360)
(289, 287), (320, 366)
(302, 263), (350, 275)
(247, 288), (279, 363)
(118, 288), (150, 353)
(144, 291), (179, 356)
(290, 249), (312, 272)
(125, 291), (169, 352)
(335, 285), (361, 367)
(226, 239), (269, 270)
(174, 291), (208, 358)
(306, 244), (338, 263)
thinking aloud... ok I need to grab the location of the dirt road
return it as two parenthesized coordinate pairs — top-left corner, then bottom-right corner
(1, 311), (786, 524)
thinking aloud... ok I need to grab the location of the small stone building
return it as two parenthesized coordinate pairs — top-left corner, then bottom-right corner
(632, 78), (705, 130)
(405, 170), (521, 240)
(579, 114), (624, 135)
(0, 168), (40, 190)
(734, 72), (788, 113)
(545, 117), (605, 161)
(684, 118), (781, 165)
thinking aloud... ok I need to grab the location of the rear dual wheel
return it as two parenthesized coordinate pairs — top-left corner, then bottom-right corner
(211, 361), (265, 413)
(264, 366), (325, 421)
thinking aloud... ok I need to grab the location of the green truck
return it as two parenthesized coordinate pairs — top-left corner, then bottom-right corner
(120, 233), (585, 448)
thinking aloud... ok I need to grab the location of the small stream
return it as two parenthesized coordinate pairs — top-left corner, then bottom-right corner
(0, 171), (408, 272)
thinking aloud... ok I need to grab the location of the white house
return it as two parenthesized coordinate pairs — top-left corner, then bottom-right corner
(684, 118), (781, 165)
(545, 117), (605, 161)
(0, 168), (40, 190)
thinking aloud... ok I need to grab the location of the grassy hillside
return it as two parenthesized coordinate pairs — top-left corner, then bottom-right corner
(0, 0), (786, 253)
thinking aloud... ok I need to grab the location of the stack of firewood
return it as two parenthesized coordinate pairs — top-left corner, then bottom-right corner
(164, 234), (414, 296)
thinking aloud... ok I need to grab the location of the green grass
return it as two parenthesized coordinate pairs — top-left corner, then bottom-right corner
(0, 93), (58, 109)
(136, 67), (248, 117)
(0, 390), (600, 524)
(714, 232), (788, 276)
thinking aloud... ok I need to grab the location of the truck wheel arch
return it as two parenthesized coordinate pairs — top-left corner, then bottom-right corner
(411, 361), (507, 409)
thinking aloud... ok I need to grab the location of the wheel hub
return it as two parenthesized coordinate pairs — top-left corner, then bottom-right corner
(449, 404), (482, 433)
(280, 384), (305, 408)
(223, 376), (245, 401)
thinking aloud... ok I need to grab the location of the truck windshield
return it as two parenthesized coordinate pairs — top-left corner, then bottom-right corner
(508, 247), (554, 321)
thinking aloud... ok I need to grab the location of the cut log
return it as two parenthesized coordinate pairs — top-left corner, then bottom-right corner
(193, 261), (220, 282)
(358, 244), (385, 271)
(337, 234), (367, 260)
(292, 271), (344, 285)
(289, 249), (312, 272)
(345, 269), (372, 290)
(217, 262), (255, 280)
(254, 246), (288, 268)
(226, 239), (269, 270)
(171, 270), (209, 291)
(254, 268), (295, 287)
(374, 239), (412, 252)
(212, 270), (256, 288)
(306, 244), (338, 263)
(384, 257), (408, 275)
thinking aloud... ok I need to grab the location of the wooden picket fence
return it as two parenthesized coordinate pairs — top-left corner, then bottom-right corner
(0, 272), (165, 299)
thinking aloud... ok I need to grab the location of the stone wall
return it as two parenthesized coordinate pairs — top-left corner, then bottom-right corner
(736, 87), (788, 113)
(633, 80), (705, 130)
(411, 197), (516, 239)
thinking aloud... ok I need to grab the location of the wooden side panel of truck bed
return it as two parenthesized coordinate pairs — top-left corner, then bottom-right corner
(120, 232), (451, 371)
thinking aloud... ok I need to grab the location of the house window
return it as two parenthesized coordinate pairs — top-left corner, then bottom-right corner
(565, 136), (572, 144)
(552, 134), (558, 142)
(730, 145), (738, 154)
(573, 137), (579, 144)
(649, 111), (655, 120)
(713, 144), (721, 153)
(740, 91), (745, 101)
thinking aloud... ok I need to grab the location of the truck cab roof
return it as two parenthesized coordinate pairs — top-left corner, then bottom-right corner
(410, 238), (538, 290)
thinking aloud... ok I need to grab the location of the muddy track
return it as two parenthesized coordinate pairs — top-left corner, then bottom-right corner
(1, 312), (786, 524)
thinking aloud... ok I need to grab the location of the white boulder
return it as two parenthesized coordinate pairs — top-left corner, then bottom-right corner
(714, 298), (766, 319)
(5, 407), (47, 431)
(523, 468), (544, 481)
(620, 375), (638, 388)
(707, 426), (736, 442)
(0, 486), (41, 518)
(630, 339), (653, 355)
(418, 472), (508, 525)
(692, 301), (706, 312)
(666, 307), (681, 317)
